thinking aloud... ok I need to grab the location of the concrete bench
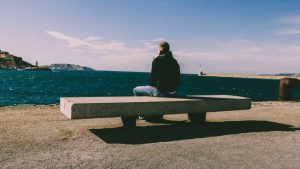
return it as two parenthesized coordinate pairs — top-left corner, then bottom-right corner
(60, 95), (251, 127)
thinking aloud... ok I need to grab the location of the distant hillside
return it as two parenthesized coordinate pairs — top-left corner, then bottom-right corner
(49, 64), (95, 71)
(259, 73), (300, 76)
(0, 50), (33, 69)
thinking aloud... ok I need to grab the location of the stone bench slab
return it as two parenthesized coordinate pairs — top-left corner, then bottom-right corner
(60, 95), (251, 119)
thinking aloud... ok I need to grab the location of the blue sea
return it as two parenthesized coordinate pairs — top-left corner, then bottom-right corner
(0, 70), (287, 106)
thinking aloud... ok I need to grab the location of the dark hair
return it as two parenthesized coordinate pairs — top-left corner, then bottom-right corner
(159, 41), (170, 54)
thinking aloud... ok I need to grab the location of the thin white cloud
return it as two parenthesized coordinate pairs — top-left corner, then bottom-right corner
(172, 38), (300, 74)
(46, 31), (128, 52)
(274, 16), (300, 35)
(85, 36), (103, 41)
(279, 16), (300, 24)
(273, 29), (300, 35)
(46, 31), (170, 60)
(138, 38), (176, 43)
(153, 37), (166, 42)
(46, 31), (89, 47)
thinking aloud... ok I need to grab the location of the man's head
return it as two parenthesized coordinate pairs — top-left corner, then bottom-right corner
(159, 41), (170, 54)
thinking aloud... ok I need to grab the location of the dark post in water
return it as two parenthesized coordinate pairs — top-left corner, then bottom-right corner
(279, 78), (299, 101)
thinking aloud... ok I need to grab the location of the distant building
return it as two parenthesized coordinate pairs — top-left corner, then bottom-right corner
(0, 49), (33, 69)
(0, 50), (10, 58)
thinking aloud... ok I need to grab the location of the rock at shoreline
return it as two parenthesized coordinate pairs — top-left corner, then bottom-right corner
(49, 64), (95, 71)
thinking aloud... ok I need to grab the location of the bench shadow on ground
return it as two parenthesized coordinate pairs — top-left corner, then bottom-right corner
(90, 120), (299, 144)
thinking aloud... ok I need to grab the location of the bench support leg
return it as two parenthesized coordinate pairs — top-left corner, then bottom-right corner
(188, 112), (206, 124)
(121, 116), (136, 128)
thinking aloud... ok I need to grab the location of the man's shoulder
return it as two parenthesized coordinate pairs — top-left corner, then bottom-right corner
(153, 56), (162, 63)
(154, 55), (163, 59)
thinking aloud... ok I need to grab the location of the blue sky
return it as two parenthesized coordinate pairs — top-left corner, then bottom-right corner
(1, 0), (300, 74)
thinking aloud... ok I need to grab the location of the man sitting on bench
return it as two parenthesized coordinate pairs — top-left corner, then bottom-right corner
(133, 41), (181, 121)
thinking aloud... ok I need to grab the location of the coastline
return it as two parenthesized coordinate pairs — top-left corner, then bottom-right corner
(200, 73), (300, 80)
(1, 102), (300, 168)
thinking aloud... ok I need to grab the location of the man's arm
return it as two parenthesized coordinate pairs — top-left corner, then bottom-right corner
(174, 62), (180, 88)
(150, 58), (159, 87)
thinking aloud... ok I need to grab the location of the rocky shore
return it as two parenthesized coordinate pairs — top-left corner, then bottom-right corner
(1, 102), (300, 168)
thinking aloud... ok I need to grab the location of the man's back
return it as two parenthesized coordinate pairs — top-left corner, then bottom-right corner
(150, 51), (180, 93)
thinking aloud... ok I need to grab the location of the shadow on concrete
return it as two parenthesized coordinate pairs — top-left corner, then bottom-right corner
(90, 120), (299, 144)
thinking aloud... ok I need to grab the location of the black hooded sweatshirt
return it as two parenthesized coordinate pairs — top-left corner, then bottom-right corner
(150, 51), (180, 93)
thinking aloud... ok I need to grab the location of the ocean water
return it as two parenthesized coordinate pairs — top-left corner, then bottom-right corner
(0, 70), (287, 106)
